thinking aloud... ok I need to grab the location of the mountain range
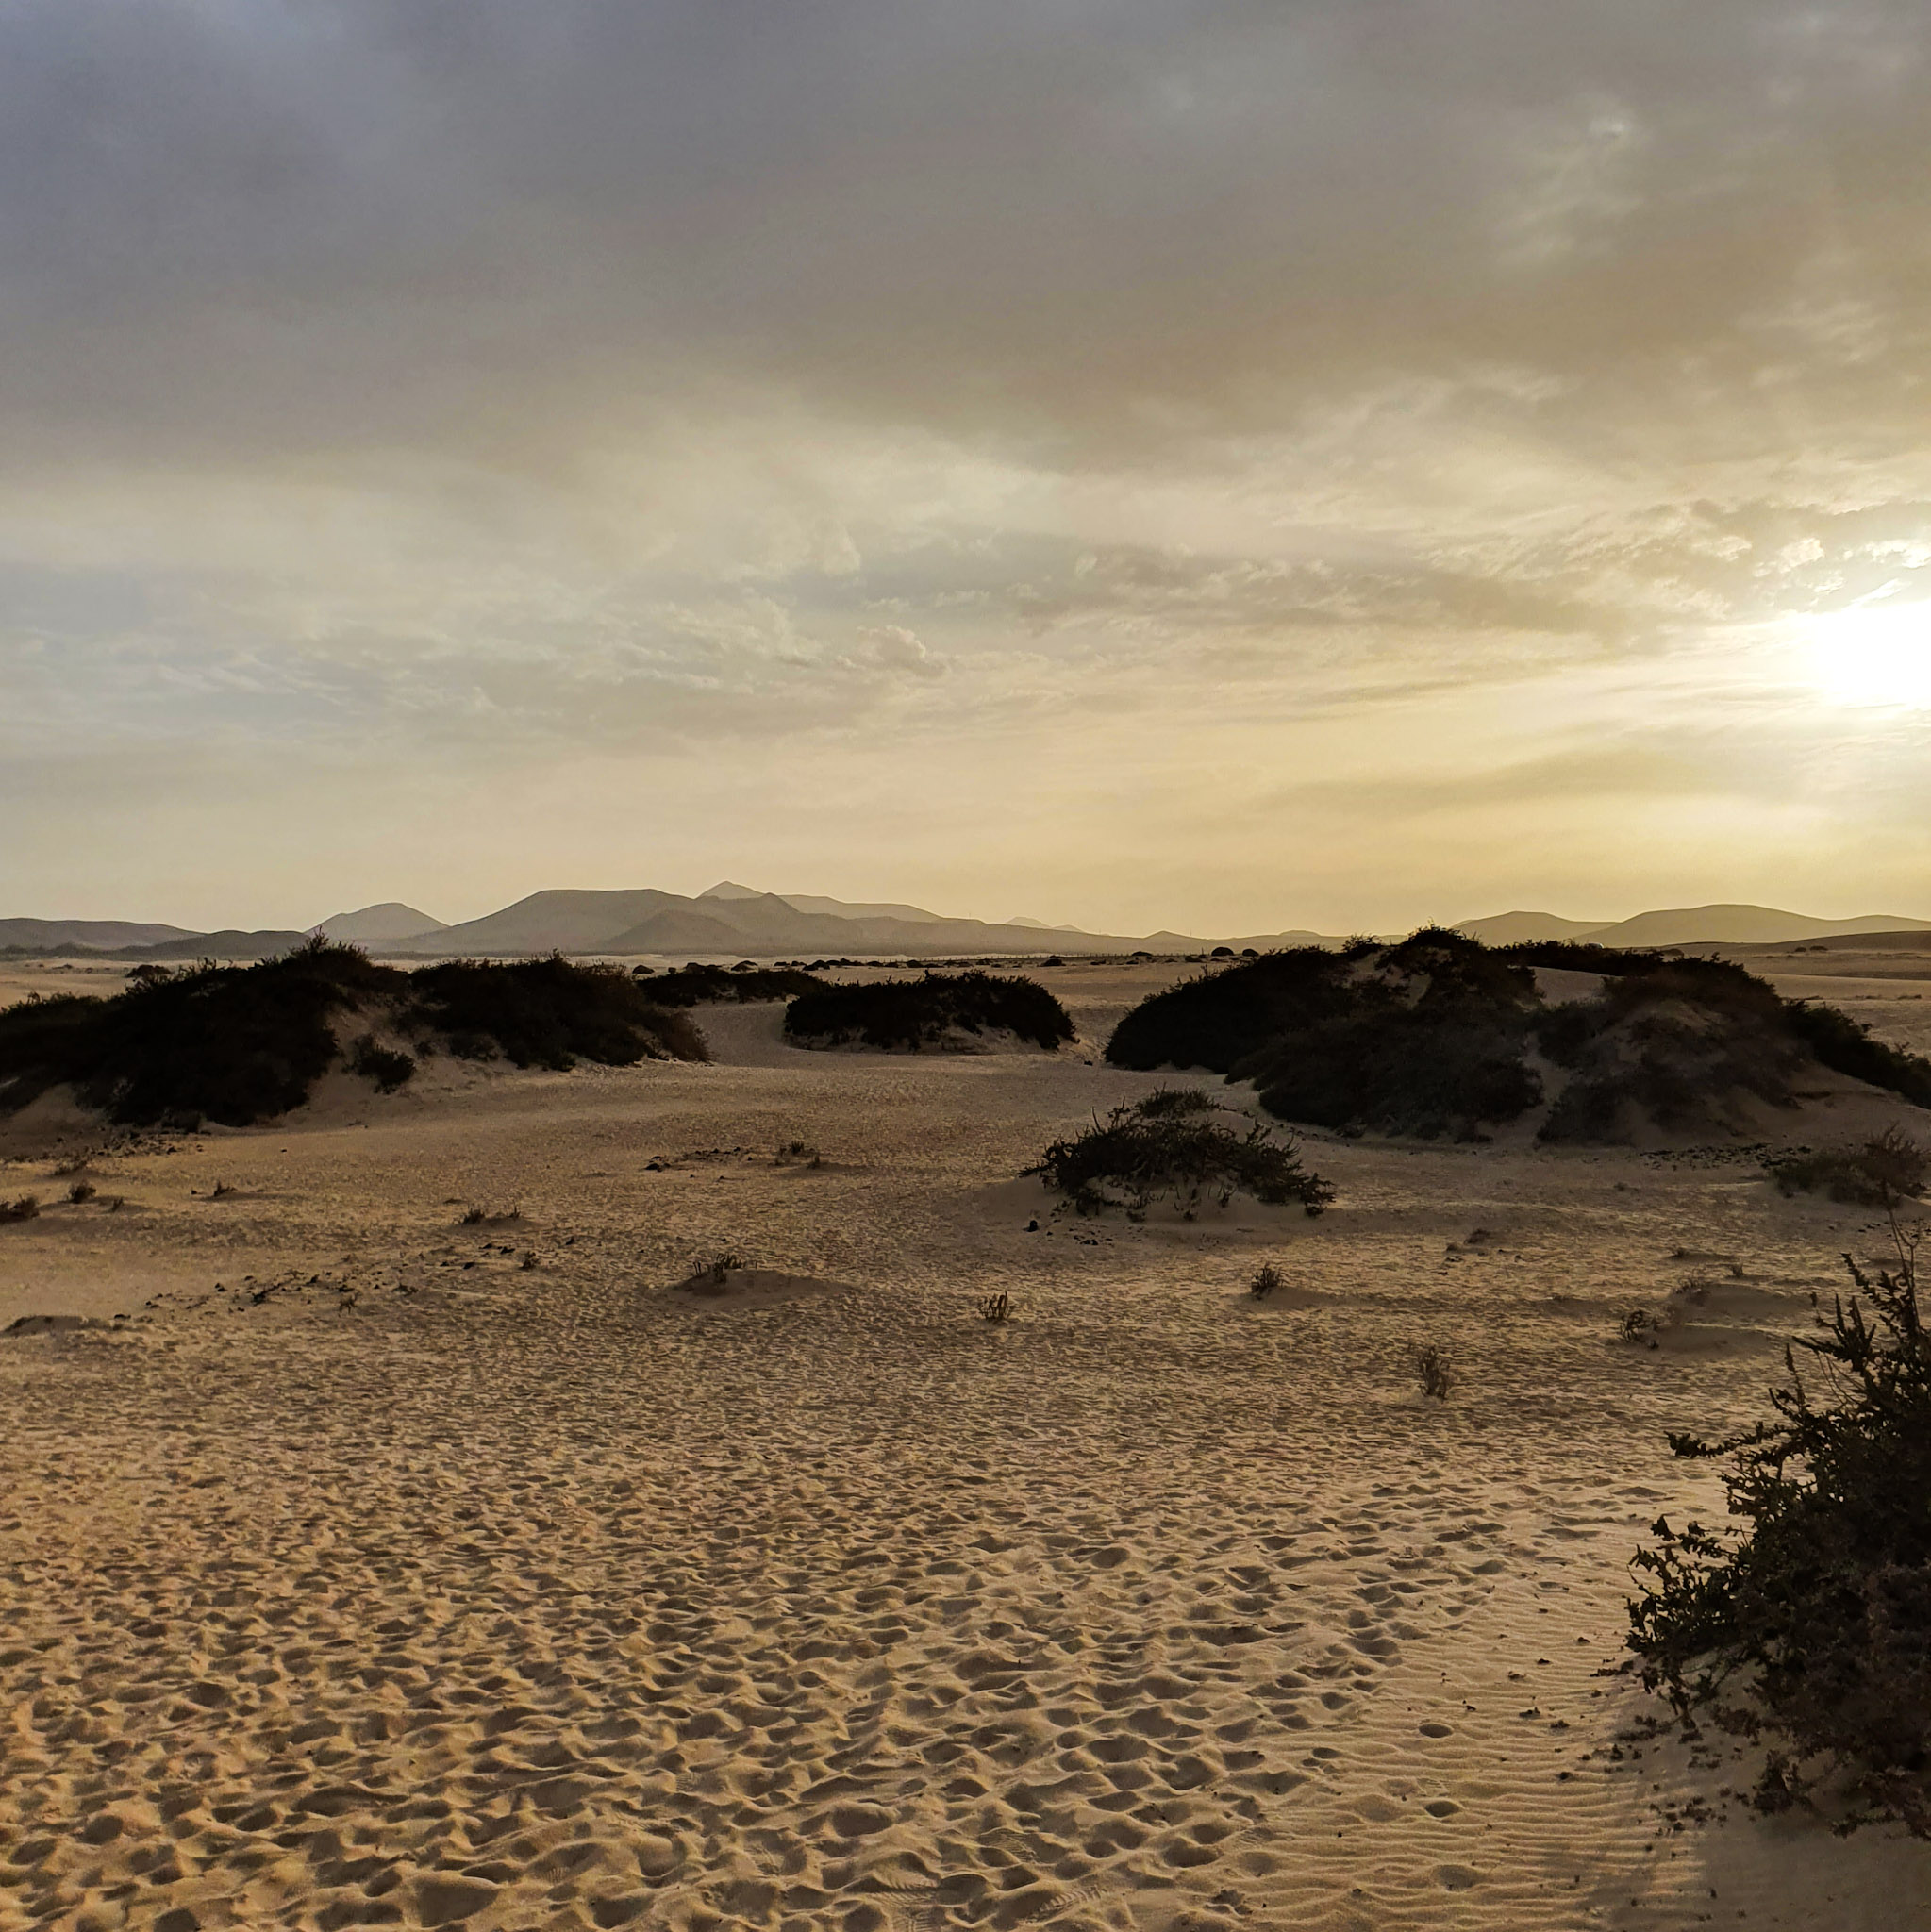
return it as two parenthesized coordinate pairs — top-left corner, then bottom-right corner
(3, 890), (1927, 961)
(1454, 905), (1931, 947)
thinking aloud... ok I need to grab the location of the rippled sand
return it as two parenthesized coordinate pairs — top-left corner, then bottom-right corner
(4, 965), (1930, 1931)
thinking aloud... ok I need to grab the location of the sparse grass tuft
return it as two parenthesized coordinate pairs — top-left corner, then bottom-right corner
(1412, 1342), (1454, 1399)
(1249, 1261), (1285, 1300)
(976, 1291), (1012, 1324)
(1, 1195), (40, 1224)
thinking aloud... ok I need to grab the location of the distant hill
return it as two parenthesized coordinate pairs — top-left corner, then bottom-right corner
(9, 890), (1926, 968)
(1456, 911), (1610, 946)
(368, 884), (1210, 958)
(1589, 905), (1931, 947)
(701, 881), (946, 924)
(314, 902), (446, 942)
(124, 930), (312, 961)
(0, 917), (197, 951)
(1458, 905), (1931, 949)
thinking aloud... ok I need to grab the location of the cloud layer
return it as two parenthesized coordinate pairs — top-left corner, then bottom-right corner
(4, 1), (1929, 929)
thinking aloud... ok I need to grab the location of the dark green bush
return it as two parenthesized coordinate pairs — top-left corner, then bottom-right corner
(0, 942), (705, 1127)
(1495, 940), (1662, 974)
(0, 941), (391, 1127)
(1241, 1005), (1542, 1139)
(1628, 1212), (1931, 1835)
(407, 957), (706, 1071)
(784, 971), (1074, 1052)
(348, 1036), (417, 1092)
(1107, 929), (1540, 1139)
(641, 963), (828, 1007)
(1785, 1001), (1931, 1107)
(1026, 1094), (1333, 1216)
(1105, 946), (1365, 1075)
(1107, 931), (1931, 1147)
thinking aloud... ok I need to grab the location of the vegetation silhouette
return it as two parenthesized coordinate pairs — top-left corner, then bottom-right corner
(0, 940), (705, 1128)
(640, 963), (828, 1007)
(1027, 1092), (1333, 1217)
(1628, 1182), (1931, 1836)
(1105, 931), (1931, 1142)
(784, 971), (1074, 1052)
(1765, 1129), (1928, 1208)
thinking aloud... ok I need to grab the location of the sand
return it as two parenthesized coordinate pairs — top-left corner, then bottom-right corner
(4, 959), (1931, 1931)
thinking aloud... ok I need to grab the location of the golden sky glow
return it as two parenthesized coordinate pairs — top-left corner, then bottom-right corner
(3, 2), (1930, 932)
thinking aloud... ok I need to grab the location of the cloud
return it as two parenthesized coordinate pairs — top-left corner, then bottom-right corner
(2, 0), (1930, 924)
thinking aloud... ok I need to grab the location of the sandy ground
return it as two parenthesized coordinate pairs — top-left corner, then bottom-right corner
(4, 962), (1931, 1931)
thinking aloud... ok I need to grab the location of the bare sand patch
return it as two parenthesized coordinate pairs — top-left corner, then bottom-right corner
(1, 958), (1928, 1929)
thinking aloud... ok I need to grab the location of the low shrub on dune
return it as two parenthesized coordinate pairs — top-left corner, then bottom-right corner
(0, 941), (393, 1127)
(639, 963), (828, 1007)
(407, 957), (706, 1070)
(1027, 1092), (1334, 1217)
(1784, 1001), (1931, 1108)
(1628, 1194), (1931, 1835)
(1107, 928), (1542, 1140)
(1765, 1129), (1929, 1208)
(0, 941), (705, 1128)
(1107, 930), (1931, 1145)
(784, 971), (1074, 1052)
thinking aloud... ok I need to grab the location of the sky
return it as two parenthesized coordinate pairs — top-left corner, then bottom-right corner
(4, 0), (1930, 936)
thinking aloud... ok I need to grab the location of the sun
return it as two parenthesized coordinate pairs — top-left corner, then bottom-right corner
(1801, 598), (1931, 709)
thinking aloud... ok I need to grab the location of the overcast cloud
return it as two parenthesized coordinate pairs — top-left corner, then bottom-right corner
(3, 0), (1929, 931)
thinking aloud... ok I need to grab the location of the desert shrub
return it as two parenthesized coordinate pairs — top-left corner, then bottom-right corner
(644, 963), (827, 1007)
(1105, 946), (1363, 1074)
(406, 957), (707, 1070)
(1106, 931), (1542, 1140)
(1027, 1095), (1333, 1216)
(1249, 1261), (1284, 1300)
(1621, 1304), (1684, 1348)
(348, 1035), (416, 1092)
(784, 971), (1074, 1052)
(1135, 1086), (1219, 1118)
(1537, 966), (1814, 1144)
(1628, 1214), (1931, 1835)
(66, 1181), (96, 1205)
(1765, 1129), (1928, 1208)
(0, 1195), (39, 1224)
(0, 939), (393, 1128)
(1496, 941), (1663, 974)
(977, 1291), (1011, 1323)
(0, 941), (704, 1129)
(1241, 1005), (1542, 1139)
(1412, 1343), (1454, 1399)
(1784, 1001), (1931, 1107)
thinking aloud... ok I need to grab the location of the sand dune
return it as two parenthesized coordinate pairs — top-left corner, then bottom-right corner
(4, 961), (1930, 1929)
